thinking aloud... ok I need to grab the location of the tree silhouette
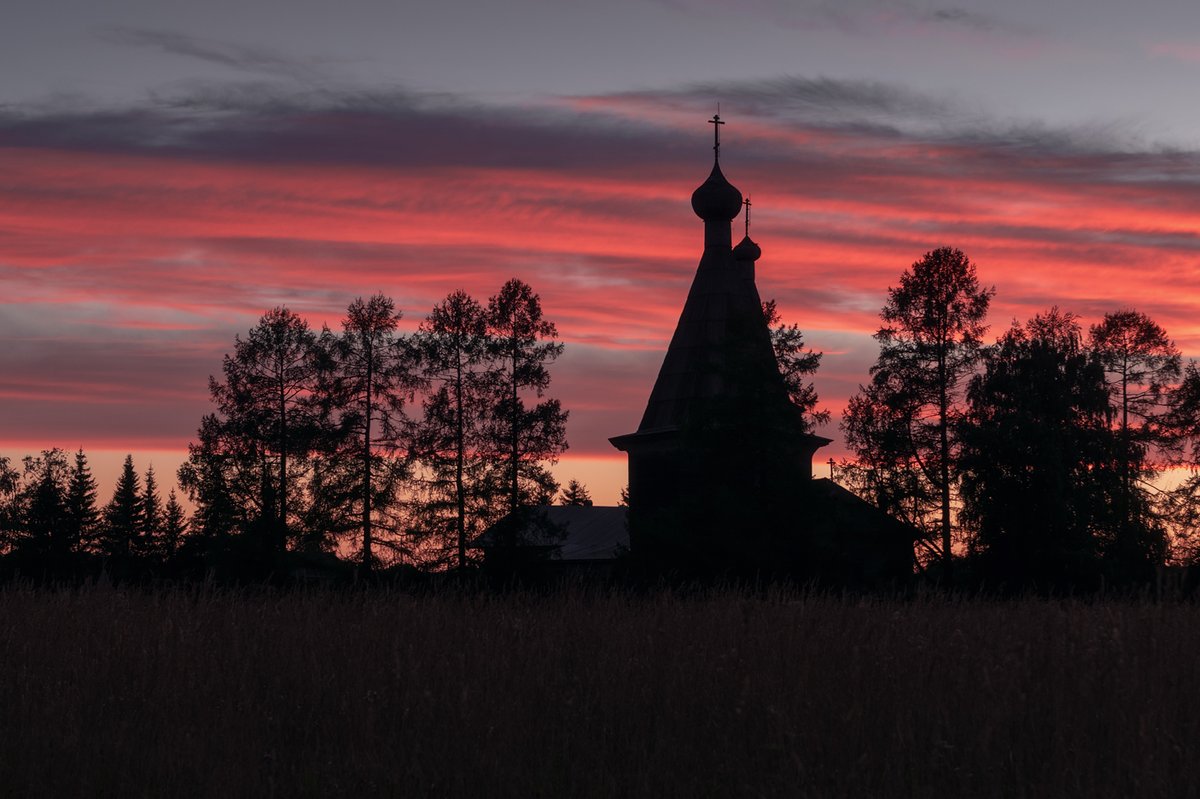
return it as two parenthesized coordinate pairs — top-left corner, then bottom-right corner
(561, 479), (592, 506)
(0, 456), (18, 549)
(485, 279), (567, 517)
(958, 309), (1120, 588)
(843, 247), (992, 576)
(19, 449), (70, 557)
(162, 489), (188, 559)
(103, 455), (143, 560)
(327, 294), (422, 570)
(178, 414), (251, 545)
(140, 465), (163, 558)
(205, 307), (323, 552)
(763, 299), (828, 429)
(411, 290), (495, 569)
(1089, 310), (1179, 571)
(64, 448), (100, 554)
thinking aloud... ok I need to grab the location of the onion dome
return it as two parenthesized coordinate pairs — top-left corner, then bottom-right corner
(733, 235), (761, 262)
(691, 162), (744, 221)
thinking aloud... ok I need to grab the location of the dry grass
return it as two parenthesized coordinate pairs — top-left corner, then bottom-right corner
(2, 584), (1200, 797)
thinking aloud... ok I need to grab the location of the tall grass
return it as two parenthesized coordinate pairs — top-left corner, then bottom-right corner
(2, 584), (1199, 797)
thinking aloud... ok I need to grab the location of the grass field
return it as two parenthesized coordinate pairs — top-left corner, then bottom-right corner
(2, 584), (1200, 797)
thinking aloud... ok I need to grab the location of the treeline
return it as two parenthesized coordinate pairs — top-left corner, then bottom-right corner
(0, 278), (569, 577)
(842, 247), (1200, 589)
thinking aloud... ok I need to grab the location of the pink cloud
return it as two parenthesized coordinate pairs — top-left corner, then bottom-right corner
(4, 88), (1200, 507)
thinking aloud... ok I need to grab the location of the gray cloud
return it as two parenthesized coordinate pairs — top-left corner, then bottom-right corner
(651, 0), (1027, 36)
(100, 27), (334, 83)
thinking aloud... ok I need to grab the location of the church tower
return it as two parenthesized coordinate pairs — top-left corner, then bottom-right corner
(610, 117), (830, 540)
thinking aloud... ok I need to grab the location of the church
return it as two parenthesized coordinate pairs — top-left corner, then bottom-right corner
(479, 117), (913, 582)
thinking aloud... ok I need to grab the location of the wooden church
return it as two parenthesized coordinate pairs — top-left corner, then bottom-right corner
(478, 117), (912, 583)
(609, 116), (912, 582)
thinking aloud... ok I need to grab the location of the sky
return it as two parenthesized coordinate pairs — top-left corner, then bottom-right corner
(5, 0), (1200, 504)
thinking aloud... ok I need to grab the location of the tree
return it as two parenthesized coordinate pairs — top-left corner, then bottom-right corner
(327, 294), (422, 570)
(560, 479), (592, 507)
(102, 455), (143, 559)
(1089, 310), (1179, 571)
(411, 290), (495, 569)
(18, 449), (70, 557)
(202, 307), (323, 552)
(178, 413), (253, 544)
(843, 247), (993, 576)
(958, 309), (1121, 588)
(0, 456), (20, 550)
(485, 278), (568, 516)
(763, 299), (828, 430)
(162, 490), (188, 558)
(64, 448), (100, 553)
(1156, 362), (1200, 563)
(140, 465), (163, 557)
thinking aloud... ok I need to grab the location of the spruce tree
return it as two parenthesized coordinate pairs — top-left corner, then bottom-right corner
(141, 465), (163, 557)
(64, 448), (100, 553)
(103, 455), (143, 559)
(163, 490), (188, 558)
(560, 479), (592, 507)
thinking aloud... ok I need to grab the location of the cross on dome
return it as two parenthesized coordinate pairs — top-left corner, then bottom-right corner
(708, 113), (724, 161)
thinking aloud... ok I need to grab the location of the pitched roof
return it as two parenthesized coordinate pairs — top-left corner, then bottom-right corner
(474, 506), (629, 562)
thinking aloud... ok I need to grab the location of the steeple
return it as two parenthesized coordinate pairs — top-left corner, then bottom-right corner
(733, 195), (761, 263)
(690, 114), (743, 250)
(614, 113), (830, 535)
(612, 115), (791, 438)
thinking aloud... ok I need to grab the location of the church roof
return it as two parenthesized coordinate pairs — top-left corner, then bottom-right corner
(614, 119), (809, 442)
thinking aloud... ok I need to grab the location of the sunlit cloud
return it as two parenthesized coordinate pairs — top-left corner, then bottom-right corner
(3, 75), (1200, 502)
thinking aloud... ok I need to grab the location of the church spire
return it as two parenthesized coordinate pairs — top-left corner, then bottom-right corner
(709, 112), (724, 163)
(734, 193), (761, 263)
(691, 115), (742, 235)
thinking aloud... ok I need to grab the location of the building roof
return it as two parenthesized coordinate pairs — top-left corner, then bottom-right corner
(613, 126), (821, 447)
(474, 505), (629, 562)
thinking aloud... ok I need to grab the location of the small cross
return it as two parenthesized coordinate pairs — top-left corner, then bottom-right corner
(744, 195), (752, 237)
(828, 458), (836, 482)
(708, 113), (724, 160)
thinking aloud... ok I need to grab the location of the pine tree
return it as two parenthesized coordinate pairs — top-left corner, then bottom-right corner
(20, 450), (70, 557)
(162, 490), (188, 558)
(411, 290), (495, 569)
(141, 465), (163, 557)
(103, 455), (143, 559)
(1089, 310), (1179, 575)
(64, 448), (100, 553)
(842, 247), (993, 577)
(485, 278), (568, 516)
(196, 307), (323, 552)
(327, 294), (423, 570)
(560, 479), (592, 506)
(763, 299), (828, 429)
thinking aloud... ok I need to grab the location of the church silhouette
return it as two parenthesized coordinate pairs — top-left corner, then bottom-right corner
(479, 118), (913, 582)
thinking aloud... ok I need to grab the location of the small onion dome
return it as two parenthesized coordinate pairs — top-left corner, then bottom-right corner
(691, 162), (744, 221)
(733, 235), (761, 262)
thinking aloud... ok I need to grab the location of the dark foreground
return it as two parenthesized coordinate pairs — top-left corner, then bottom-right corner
(2, 585), (1199, 798)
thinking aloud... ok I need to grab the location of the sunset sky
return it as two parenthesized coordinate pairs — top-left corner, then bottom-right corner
(5, 0), (1200, 503)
